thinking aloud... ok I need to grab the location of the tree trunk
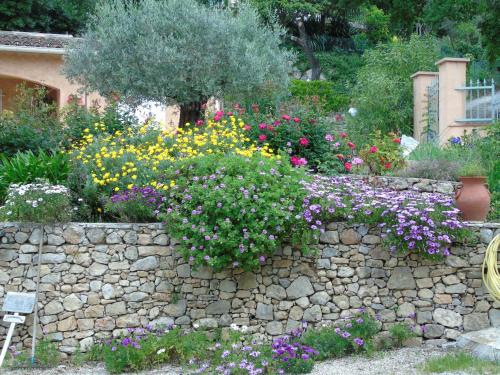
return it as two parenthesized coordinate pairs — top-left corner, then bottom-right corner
(178, 101), (205, 127)
(295, 19), (321, 80)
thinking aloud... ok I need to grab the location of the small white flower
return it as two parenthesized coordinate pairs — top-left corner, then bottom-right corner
(193, 323), (199, 329)
(230, 323), (240, 331)
(240, 325), (248, 333)
(157, 348), (166, 355)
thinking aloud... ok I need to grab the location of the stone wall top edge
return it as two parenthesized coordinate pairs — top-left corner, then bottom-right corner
(348, 174), (459, 185)
(1, 221), (498, 230)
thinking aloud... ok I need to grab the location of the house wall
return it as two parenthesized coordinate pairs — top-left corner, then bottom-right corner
(0, 219), (498, 355)
(0, 51), (102, 110)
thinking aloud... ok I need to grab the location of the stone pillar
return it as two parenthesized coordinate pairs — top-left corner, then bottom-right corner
(411, 71), (439, 141)
(436, 57), (469, 144)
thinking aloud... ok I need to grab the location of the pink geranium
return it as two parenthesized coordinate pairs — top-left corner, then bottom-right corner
(347, 141), (356, 149)
(290, 156), (307, 167)
(369, 146), (378, 153)
(340, 132), (348, 138)
(282, 114), (291, 121)
(344, 162), (352, 171)
(243, 124), (251, 131)
(258, 134), (267, 142)
(325, 134), (334, 142)
(195, 119), (204, 126)
(299, 137), (309, 146)
(258, 123), (267, 130)
(293, 117), (300, 123)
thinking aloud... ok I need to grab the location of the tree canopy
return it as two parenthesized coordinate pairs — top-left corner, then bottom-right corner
(64, 0), (294, 118)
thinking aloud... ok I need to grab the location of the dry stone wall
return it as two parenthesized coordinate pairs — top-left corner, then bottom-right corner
(0, 221), (499, 355)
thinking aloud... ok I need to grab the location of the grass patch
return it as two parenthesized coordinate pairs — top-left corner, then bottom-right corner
(421, 351), (500, 374)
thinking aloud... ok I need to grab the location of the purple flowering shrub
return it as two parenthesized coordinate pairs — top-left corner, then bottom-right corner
(301, 312), (379, 360)
(272, 328), (319, 374)
(105, 185), (165, 222)
(302, 175), (469, 258)
(94, 325), (211, 374)
(160, 154), (313, 271)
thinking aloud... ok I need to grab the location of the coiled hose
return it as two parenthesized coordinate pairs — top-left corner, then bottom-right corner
(482, 234), (500, 302)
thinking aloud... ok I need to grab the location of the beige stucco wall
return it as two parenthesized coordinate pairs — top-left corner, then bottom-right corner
(0, 51), (102, 110)
(411, 72), (439, 141)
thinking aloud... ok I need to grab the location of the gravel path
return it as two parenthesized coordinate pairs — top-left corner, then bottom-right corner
(2, 347), (476, 375)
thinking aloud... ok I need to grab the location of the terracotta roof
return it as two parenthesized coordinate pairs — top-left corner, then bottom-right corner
(0, 31), (74, 49)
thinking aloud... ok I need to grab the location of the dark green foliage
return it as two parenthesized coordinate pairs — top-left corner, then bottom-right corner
(290, 80), (349, 113)
(360, 5), (390, 46)
(0, 150), (69, 201)
(0, 0), (95, 34)
(478, 0), (500, 63)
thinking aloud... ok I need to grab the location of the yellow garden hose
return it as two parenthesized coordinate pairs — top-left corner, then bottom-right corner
(482, 234), (500, 302)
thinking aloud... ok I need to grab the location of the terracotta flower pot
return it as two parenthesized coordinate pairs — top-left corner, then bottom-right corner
(455, 176), (491, 221)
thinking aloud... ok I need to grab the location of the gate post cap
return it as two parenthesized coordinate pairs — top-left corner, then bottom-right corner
(435, 57), (470, 66)
(410, 71), (439, 79)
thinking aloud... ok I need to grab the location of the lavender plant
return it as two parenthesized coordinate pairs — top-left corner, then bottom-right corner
(105, 185), (165, 222)
(302, 176), (468, 258)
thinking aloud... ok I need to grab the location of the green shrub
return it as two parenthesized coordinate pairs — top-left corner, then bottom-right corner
(389, 323), (416, 348)
(0, 85), (63, 156)
(61, 97), (135, 147)
(397, 160), (461, 181)
(301, 313), (379, 360)
(358, 130), (405, 175)
(35, 339), (60, 367)
(458, 160), (488, 177)
(241, 109), (360, 173)
(290, 80), (349, 113)
(349, 35), (440, 142)
(160, 153), (312, 271)
(0, 150), (70, 202)
(0, 181), (73, 223)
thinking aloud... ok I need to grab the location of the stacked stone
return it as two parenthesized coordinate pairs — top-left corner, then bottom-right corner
(351, 175), (458, 195)
(0, 221), (499, 355)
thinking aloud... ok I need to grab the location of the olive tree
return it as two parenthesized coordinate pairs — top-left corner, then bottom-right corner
(64, 0), (294, 125)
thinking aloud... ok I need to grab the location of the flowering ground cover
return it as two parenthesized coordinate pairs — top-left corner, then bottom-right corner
(302, 175), (467, 258)
(79, 313), (384, 374)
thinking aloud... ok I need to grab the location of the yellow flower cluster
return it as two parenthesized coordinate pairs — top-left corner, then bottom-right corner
(70, 115), (277, 193)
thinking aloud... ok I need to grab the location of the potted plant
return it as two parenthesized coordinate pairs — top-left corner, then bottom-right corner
(455, 161), (490, 221)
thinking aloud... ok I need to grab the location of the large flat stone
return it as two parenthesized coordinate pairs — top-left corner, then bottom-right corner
(286, 276), (314, 299)
(456, 327), (500, 361)
(388, 267), (416, 289)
